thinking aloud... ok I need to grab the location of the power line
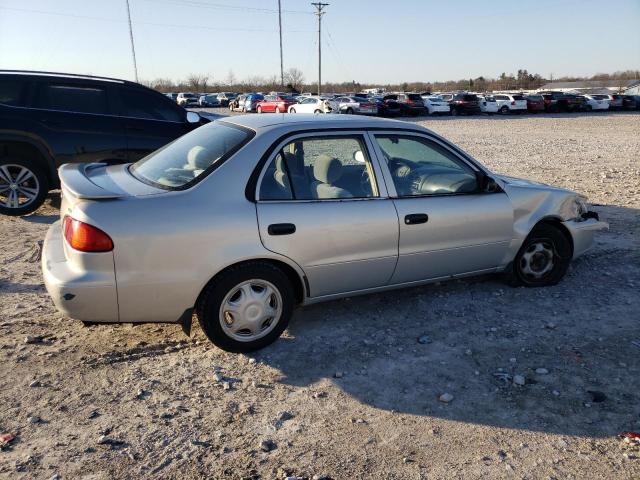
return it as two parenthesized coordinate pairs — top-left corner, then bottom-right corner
(311, 2), (329, 96)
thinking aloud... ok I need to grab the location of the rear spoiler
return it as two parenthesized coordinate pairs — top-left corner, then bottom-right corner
(59, 163), (125, 199)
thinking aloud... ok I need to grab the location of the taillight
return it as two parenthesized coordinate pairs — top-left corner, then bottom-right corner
(63, 216), (113, 252)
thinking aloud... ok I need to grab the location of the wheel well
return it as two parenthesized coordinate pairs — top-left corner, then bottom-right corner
(196, 259), (306, 308)
(535, 218), (574, 257)
(0, 141), (56, 186)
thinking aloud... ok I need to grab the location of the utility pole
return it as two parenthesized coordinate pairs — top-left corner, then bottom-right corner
(311, 2), (329, 96)
(278, 0), (284, 86)
(125, 0), (139, 82)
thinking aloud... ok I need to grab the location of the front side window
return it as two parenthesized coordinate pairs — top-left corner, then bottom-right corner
(259, 135), (378, 201)
(36, 83), (108, 114)
(131, 121), (252, 189)
(373, 135), (478, 196)
(120, 87), (183, 122)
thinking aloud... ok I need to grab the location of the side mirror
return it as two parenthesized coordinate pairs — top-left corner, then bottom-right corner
(186, 111), (201, 124)
(475, 171), (500, 193)
(353, 150), (366, 163)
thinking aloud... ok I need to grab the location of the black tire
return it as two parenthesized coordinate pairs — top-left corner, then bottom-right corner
(500, 106), (509, 115)
(289, 107), (296, 113)
(346, 107), (354, 115)
(196, 262), (295, 353)
(313, 109), (322, 114)
(450, 108), (458, 116)
(257, 105), (262, 114)
(275, 107), (281, 113)
(0, 157), (49, 216)
(504, 223), (572, 287)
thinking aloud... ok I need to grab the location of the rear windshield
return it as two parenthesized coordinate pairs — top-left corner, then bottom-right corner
(527, 95), (543, 100)
(512, 95), (524, 100)
(463, 94), (478, 101)
(407, 94), (422, 100)
(131, 121), (253, 189)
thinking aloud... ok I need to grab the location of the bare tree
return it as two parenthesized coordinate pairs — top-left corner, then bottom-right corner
(225, 70), (237, 88)
(186, 74), (209, 92)
(284, 68), (305, 92)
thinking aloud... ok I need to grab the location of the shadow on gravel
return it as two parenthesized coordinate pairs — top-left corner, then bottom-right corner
(252, 205), (640, 438)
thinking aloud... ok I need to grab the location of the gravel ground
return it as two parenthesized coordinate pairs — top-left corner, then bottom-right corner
(1, 112), (639, 479)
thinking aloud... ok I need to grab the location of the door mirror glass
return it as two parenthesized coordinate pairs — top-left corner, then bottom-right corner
(353, 150), (366, 163)
(186, 111), (200, 124)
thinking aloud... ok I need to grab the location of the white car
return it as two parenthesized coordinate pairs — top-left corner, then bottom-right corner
(328, 96), (378, 115)
(479, 95), (499, 114)
(493, 94), (527, 114)
(176, 92), (199, 107)
(421, 95), (450, 115)
(584, 94), (610, 111)
(288, 96), (333, 114)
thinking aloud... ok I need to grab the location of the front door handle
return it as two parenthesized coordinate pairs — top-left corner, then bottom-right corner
(404, 213), (429, 225)
(268, 223), (296, 235)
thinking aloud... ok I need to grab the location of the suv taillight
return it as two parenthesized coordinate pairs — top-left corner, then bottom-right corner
(63, 216), (113, 252)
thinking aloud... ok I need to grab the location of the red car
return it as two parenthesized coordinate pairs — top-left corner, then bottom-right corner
(256, 94), (297, 113)
(525, 94), (545, 113)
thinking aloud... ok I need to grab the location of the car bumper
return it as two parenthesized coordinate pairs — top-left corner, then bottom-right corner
(562, 213), (609, 259)
(42, 221), (119, 322)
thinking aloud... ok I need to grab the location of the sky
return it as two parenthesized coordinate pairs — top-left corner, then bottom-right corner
(0, 0), (639, 85)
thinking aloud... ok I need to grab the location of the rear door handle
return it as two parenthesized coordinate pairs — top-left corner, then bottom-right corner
(268, 223), (296, 236)
(404, 213), (429, 225)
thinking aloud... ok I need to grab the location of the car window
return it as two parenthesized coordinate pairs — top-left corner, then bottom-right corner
(0, 78), (26, 106)
(374, 135), (478, 197)
(131, 121), (252, 189)
(512, 95), (524, 100)
(259, 135), (378, 201)
(119, 87), (184, 122)
(35, 83), (109, 114)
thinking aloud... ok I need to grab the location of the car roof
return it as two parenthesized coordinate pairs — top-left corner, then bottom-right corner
(220, 113), (428, 133)
(0, 69), (128, 84)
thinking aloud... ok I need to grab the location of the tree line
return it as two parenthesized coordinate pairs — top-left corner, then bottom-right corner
(145, 69), (640, 94)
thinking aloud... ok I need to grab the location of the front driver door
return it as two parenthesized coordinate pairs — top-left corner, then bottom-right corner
(369, 132), (514, 284)
(255, 132), (399, 298)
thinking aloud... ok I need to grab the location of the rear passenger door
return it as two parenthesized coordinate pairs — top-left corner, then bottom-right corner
(29, 80), (128, 167)
(255, 132), (399, 298)
(114, 85), (191, 162)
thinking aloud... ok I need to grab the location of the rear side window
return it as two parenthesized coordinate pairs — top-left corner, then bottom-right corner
(120, 87), (184, 122)
(0, 78), (26, 106)
(131, 121), (252, 189)
(35, 83), (109, 114)
(512, 95), (524, 100)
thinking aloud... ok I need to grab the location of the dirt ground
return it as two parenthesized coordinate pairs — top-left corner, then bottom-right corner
(1, 112), (639, 480)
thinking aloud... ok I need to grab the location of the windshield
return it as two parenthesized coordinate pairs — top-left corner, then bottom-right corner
(427, 96), (443, 101)
(131, 122), (253, 189)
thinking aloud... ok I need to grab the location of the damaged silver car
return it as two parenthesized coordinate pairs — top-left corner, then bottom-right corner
(42, 114), (607, 352)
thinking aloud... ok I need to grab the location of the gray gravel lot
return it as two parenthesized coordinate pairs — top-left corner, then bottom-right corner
(0, 112), (639, 479)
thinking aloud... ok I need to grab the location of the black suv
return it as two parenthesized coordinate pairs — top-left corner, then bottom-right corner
(449, 93), (480, 115)
(0, 71), (206, 215)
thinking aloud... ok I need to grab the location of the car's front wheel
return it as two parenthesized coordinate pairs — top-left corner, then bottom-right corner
(257, 105), (262, 114)
(505, 223), (572, 287)
(197, 262), (295, 352)
(500, 106), (509, 115)
(0, 157), (49, 216)
(289, 107), (296, 113)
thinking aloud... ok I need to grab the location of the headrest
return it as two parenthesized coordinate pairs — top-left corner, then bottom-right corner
(187, 146), (211, 170)
(275, 152), (302, 175)
(313, 155), (342, 184)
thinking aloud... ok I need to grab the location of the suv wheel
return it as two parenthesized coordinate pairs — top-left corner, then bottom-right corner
(197, 262), (294, 352)
(451, 108), (458, 116)
(500, 106), (509, 115)
(505, 224), (572, 287)
(0, 157), (49, 216)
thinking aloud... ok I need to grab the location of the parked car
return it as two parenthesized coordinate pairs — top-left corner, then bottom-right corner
(198, 94), (220, 107)
(229, 94), (248, 112)
(606, 94), (623, 110)
(0, 70), (206, 216)
(371, 96), (403, 117)
(621, 95), (638, 110)
(564, 93), (589, 112)
(382, 93), (425, 116)
(41, 114), (607, 352)
(493, 94), (527, 114)
(421, 95), (450, 115)
(583, 94), (610, 111)
(539, 91), (569, 112)
(329, 96), (378, 115)
(216, 92), (237, 107)
(524, 94), (545, 113)
(287, 96), (332, 114)
(244, 93), (265, 112)
(176, 92), (199, 107)
(449, 93), (481, 116)
(478, 95), (499, 114)
(165, 93), (178, 102)
(256, 94), (297, 113)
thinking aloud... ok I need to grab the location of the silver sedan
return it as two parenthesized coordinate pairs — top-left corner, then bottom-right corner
(42, 114), (607, 352)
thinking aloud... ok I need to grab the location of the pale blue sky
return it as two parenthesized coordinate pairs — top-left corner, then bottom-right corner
(0, 0), (638, 84)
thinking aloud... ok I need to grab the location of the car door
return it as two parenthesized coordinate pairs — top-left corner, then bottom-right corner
(369, 131), (513, 284)
(255, 131), (399, 298)
(114, 85), (192, 162)
(29, 79), (128, 166)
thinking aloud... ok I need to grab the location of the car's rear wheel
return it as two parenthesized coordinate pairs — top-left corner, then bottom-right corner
(451, 108), (458, 116)
(275, 107), (281, 113)
(0, 157), (49, 216)
(257, 105), (262, 114)
(314, 109), (322, 114)
(505, 224), (572, 287)
(289, 107), (296, 113)
(500, 106), (509, 115)
(197, 262), (294, 352)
